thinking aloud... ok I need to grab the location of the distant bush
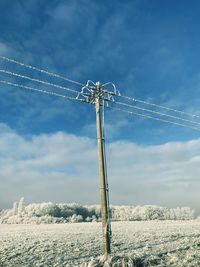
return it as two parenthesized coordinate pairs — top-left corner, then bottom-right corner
(0, 197), (195, 224)
(111, 205), (194, 221)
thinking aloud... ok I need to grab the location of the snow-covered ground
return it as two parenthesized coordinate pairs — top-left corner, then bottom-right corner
(0, 221), (200, 266)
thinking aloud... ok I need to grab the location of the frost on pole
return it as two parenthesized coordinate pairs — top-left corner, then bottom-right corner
(76, 80), (120, 257)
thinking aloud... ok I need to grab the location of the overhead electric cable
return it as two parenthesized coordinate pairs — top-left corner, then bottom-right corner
(0, 69), (80, 94)
(109, 106), (200, 132)
(119, 94), (200, 119)
(114, 100), (200, 127)
(1, 54), (199, 121)
(0, 55), (84, 87)
(0, 79), (82, 103)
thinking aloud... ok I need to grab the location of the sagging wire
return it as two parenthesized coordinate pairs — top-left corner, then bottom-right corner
(0, 55), (85, 87)
(0, 68), (79, 95)
(114, 100), (200, 127)
(109, 106), (200, 132)
(119, 93), (200, 119)
(0, 79), (84, 103)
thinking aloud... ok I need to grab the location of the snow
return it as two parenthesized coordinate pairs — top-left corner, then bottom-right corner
(0, 220), (200, 266)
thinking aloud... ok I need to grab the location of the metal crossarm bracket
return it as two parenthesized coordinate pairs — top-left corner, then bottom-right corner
(76, 80), (120, 107)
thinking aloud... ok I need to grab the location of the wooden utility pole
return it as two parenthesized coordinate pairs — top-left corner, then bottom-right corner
(76, 80), (116, 258)
(95, 90), (111, 258)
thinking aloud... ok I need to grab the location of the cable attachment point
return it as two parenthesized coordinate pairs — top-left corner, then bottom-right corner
(76, 80), (120, 106)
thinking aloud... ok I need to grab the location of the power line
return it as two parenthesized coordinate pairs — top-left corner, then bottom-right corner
(0, 79), (82, 103)
(1, 54), (199, 121)
(2, 75), (199, 132)
(114, 100), (200, 127)
(119, 94), (200, 119)
(1, 74), (199, 132)
(0, 69), (80, 95)
(0, 55), (84, 87)
(109, 106), (200, 132)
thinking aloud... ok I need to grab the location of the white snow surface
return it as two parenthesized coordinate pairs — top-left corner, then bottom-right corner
(0, 221), (200, 266)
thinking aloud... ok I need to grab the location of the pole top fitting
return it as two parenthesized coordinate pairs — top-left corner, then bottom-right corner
(96, 81), (101, 90)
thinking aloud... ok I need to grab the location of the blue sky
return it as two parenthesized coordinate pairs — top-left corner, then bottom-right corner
(0, 0), (200, 142)
(0, 0), (200, 213)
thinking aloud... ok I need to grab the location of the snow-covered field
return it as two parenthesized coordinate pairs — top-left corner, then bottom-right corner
(0, 221), (200, 266)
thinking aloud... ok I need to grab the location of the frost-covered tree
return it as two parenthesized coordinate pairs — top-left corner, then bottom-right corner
(18, 197), (25, 215)
(12, 202), (18, 216)
(0, 198), (195, 224)
(70, 214), (83, 223)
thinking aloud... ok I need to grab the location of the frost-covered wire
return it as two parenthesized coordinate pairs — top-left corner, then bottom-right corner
(102, 82), (120, 96)
(114, 100), (200, 127)
(119, 94), (200, 119)
(0, 69), (80, 94)
(109, 106), (200, 132)
(0, 79), (83, 103)
(0, 55), (84, 87)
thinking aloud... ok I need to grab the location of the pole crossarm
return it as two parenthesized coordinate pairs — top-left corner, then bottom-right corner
(76, 80), (120, 106)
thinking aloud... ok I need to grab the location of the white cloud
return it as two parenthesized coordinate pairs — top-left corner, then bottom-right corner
(0, 123), (200, 215)
(107, 140), (200, 215)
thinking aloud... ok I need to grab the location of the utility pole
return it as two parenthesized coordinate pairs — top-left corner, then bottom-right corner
(95, 87), (111, 257)
(76, 80), (119, 258)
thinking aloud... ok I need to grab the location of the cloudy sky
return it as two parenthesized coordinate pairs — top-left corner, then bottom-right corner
(0, 0), (200, 214)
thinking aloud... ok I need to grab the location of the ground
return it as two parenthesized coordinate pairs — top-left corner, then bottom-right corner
(0, 221), (200, 266)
